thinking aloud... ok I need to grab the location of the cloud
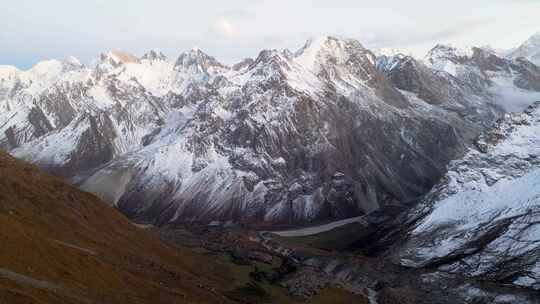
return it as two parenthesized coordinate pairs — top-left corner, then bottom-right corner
(223, 9), (249, 18)
(424, 19), (496, 42)
(213, 16), (238, 39)
(2, 0), (537, 68)
(361, 18), (496, 50)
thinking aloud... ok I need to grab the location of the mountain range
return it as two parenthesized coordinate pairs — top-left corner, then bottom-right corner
(2, 34), (540, 227)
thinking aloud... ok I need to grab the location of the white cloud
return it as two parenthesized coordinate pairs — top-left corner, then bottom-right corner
(213, 16), (237, 39)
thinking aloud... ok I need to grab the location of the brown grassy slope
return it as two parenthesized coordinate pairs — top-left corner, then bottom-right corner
(0, 151), (233, 304)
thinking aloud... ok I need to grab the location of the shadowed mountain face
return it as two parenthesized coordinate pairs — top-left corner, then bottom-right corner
(0, 151), (236, 303)
(2, 36), (540, 226)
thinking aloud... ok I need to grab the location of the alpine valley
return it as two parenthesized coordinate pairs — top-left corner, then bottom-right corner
(2, 31), (540, 303)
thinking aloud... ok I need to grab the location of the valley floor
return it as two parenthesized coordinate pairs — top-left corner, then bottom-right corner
(157, 222), (540, 304)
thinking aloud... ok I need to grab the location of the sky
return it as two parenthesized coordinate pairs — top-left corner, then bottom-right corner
(1, 0), (540, 69)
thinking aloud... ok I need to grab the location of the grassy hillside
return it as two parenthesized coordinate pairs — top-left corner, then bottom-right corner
(0, 151), (234, 303)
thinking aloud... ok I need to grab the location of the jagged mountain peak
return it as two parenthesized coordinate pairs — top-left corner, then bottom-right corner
(293, 36), (399, 102)
(281, 48), (294, 59)
(63, 55), (82, 66)
(475, 45), (503, 55)
(100, 50), (140, 66)
(426, 43), (513, 73)
(425, 44), (474, 64)
(298, 36), (365, 52)
(521, 30), (540, 46)
(427, 43), (522, 66)
(141, 49), (167, 61)
(376, 53), (417, 73)
(174, 47), (228, 74)
(0, 65), (20, 80)
(295, 36), (336, 57)
(57, 56), (86, 73)
(18, 57), (86, 86)
(426, 43), (521, 69)
(242, 48), (305, 81)
(294, 36), (370, 71)
(240, 49), (295, 82)
(0, 56), (83, 80)
(253, 49), (290, 65)
(511, 30), (540, 66)
(30, 59), (70, 75)
(231, 57), (254, 71)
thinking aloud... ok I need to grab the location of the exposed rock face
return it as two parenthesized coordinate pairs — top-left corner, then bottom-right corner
(2, 36), (540, 226)
(141, 49), (167, 61)
(397, 101), (540, 291)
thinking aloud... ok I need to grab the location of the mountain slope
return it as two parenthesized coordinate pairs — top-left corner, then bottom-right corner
(0, 151), (235, 303)
(397, 101), (540, 291)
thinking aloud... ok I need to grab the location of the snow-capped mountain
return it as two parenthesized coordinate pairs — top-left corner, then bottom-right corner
(2, 35), (540, 226)
(425, 44), (540, 112)
(511, 31), (540, 67)
(398, 101), (540, 290)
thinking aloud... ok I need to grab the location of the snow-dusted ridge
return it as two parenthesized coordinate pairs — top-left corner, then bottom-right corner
(399, 101), (540, 290)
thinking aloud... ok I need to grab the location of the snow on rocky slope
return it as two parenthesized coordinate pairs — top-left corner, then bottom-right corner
(398, 101), (540, 290)
(511, 31), (540, 67)
(2, 35), (540, 226)
(424, 43), (540, 112)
